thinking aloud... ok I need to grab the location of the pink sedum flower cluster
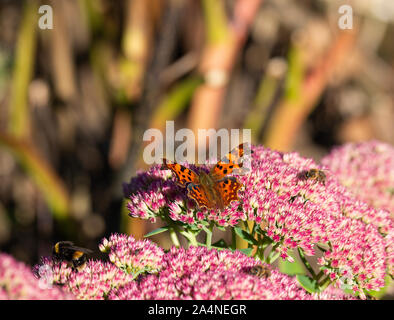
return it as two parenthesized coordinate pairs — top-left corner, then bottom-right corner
(123, 144), (394, 295)
(107, 244), (354, 300)
(321, 140), (394, 282)
(3, 234), (356, 300)
(35, 257), (133, 300)
(238, 146), (392, 295)
(99, 233), (165, 275)
(0, 253), (73, 300)
(321, 140), (394, 217)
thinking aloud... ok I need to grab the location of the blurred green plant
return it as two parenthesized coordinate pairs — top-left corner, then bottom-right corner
(0, 133), (69, 221)
(8, 1), (37, 139)
(151, 75), (203, 129)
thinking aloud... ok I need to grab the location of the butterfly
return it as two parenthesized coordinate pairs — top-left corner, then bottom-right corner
(162, 143), (250, 210)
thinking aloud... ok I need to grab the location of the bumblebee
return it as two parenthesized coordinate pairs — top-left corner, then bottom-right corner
(52, 241), (92, 271)
(246, 265), (271, 278)
(302, 169), (326, 185)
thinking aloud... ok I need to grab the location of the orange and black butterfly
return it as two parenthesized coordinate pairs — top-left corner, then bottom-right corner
(52, 241), (92, 271)
(162, 143), (251, 210)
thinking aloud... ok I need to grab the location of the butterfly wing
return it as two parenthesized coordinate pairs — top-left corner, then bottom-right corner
(215, 176), (242, 207)
(162, 158), (200, 187)
(187, 183), (215, 209)
(210, 143), (251, 180)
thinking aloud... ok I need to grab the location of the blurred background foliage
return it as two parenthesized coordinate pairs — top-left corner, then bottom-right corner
(0, 0), (393, 267)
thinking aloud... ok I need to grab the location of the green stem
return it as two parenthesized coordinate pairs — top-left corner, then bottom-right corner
(318, 276), (332, 291)
(9, 1), (37, 138)
(316, 270), (325, 282)
(206, 223), (214, 249)
(163, 215), (197, 247)
(266, 241), (281, 264)
(231, 228), (236, 250)
(267, 251), (280, 264)
(257, 246), (266, 263)
(298, 247), (316, 279)
(169, 227), (181, 247)
(271, 241), (280, 252)
(260, 234), (272, 251)
(284, 45), (304, 102)
(251, 221), (256, 236)
(255, 234), (272, 262)
(201, 0), (230, 44)
(179, 229), (198, 247)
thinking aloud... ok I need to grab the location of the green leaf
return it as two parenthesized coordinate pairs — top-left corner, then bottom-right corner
(234, 227), (257, 245)
(279, 258), (306, 276)
(239, 248), (253, 256)
(296, 275), (320, 293)
(216, 225), (226, 232)
(144, 226), (170, 238)
(212, 239), (228, 248)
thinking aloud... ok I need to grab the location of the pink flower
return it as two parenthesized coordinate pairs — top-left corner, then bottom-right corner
(123, 144), (393, 294)
(35, 257), (133, 300)
(99, 233), (165, 275)
(314, 286), (357, 300)
(0, 253), (73, 300)
(322, 140), (394, 216)
(322, 140), (394, 278)
(19, 235), (357, 300)
(107, 244), (354, 300)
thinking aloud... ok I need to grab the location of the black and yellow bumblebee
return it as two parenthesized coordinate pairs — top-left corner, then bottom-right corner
(245, 265), (271, 278)
(301, 168), (326, 185)
(52, 241), (92, 271)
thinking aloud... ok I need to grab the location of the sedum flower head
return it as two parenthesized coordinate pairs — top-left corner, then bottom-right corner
(123, 164), (223, 227)
(322, 140), (394, 278)
(123, 144), (393, 294)
(108, 245), (355, 300)
(0, 253), (73, 300)
(35, 256), (133, 300)
(16, 235), (356, 300)
(321, 140), (394, 216)
(99, 233), (165, 276)
(239, 146), (392, 294)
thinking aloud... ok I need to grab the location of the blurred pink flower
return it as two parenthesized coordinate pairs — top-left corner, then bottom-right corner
(0, 253), (73, 300)
(322, 140), (394, 277)
(35, 257), (134, 300)
(321, 140), (394, 216)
